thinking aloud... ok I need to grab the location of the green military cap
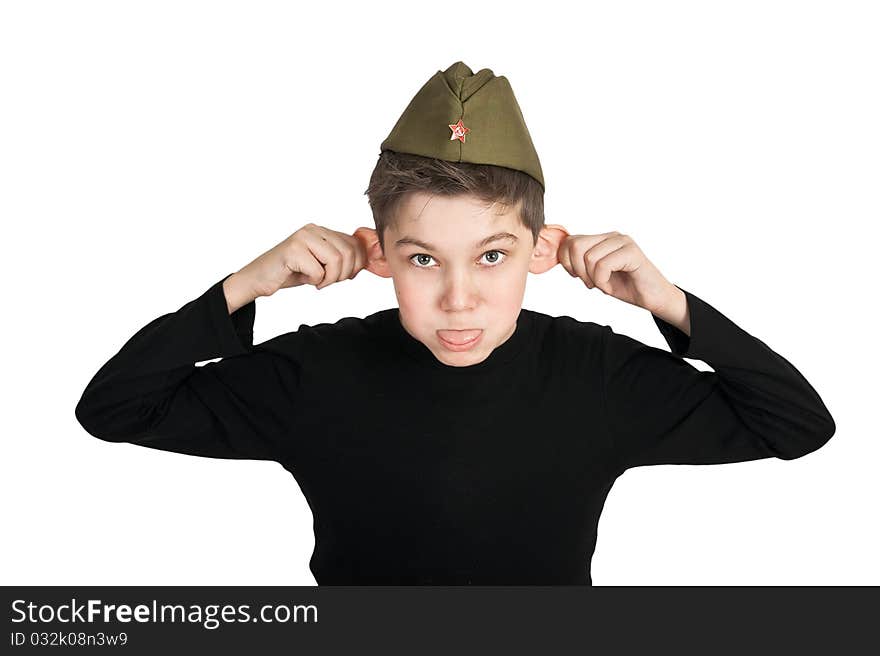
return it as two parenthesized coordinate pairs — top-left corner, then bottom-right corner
(380, 61), (545, 191)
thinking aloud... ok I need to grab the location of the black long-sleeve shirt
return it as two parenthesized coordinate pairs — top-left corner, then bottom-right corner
(74, 274), (836, 584)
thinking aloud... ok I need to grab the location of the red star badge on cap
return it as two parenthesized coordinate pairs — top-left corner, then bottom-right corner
(448, 119), (470, 143)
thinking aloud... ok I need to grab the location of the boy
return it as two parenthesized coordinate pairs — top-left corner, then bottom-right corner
(74, 61), (836, 585)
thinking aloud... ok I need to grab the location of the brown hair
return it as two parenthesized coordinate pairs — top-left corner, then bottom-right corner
(363, 150), (545, 253)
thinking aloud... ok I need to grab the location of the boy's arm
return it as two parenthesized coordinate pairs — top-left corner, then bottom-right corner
(601, 286), (836, 471)
(74, 274), (304, 461)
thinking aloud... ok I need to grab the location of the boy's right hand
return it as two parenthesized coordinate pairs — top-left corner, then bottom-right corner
(235, 223), (372, 299)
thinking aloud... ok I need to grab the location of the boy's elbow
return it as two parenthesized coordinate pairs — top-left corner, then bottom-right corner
(74, 395), (129, 443)
(75, 396), (106, 441)
(814, 411), (837, 452)
(812, 404), (837, 450)
(779, 410), (836, 461)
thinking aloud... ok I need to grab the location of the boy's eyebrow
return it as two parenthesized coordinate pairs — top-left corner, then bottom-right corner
(394, 232), (519, 250)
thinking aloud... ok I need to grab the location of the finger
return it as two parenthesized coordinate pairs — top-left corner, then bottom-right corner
(350, 228), (373, 278)
(286, 245), (325, 286)
(583, 235), (628, 285)
(332, 230), (363, 280)
(310, 228), (345, 284)
(290, 224), (331, 285)
(326, 235), (355, 282)
(302, 233), (344, 288)
(340, 235), (362, 279)
(340, 244), (357, 280)
(592, 245), (639, 292)
(326, 230), (363, 282)
(569, 240), (596, 288)
(557, 239), (574, 275)
(573, 232), (620, 253)
(572, 233), (620, 284)
(350, 237), (367, 277)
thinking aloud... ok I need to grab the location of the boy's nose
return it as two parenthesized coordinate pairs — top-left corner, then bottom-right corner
(440, 272), (480, 312)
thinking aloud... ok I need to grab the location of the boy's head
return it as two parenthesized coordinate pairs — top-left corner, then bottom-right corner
(353, 61), (568, 367)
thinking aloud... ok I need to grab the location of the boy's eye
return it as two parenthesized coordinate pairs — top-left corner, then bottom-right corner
(408, 250), (508, 268)
(410, 253), (435, 268)
(481, 250), (505, 265)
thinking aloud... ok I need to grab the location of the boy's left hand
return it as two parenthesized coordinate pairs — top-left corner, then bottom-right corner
(556, 231), (681, 314)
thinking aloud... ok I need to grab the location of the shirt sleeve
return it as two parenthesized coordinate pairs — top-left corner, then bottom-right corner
(601, 285), (836, 471)
(74, 273), (304, 461)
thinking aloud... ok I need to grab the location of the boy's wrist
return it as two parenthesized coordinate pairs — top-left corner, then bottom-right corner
(650, 285), (690, 337)
(222, 272), (260, 315)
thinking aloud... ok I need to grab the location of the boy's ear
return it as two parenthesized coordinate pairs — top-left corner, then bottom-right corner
(529, 224), (570, 274)
(353, 227), (392, 278)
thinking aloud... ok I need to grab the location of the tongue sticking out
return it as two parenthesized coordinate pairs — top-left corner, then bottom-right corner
(437, 329), (482, 345)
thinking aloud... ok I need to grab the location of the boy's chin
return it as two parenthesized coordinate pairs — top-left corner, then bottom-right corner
(431, 350), (491, 367)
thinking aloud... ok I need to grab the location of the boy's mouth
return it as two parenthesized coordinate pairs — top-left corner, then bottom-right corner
(437, 329), (483, 350)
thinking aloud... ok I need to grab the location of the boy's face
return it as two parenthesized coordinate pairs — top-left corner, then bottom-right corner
(371, 191), (562, 367)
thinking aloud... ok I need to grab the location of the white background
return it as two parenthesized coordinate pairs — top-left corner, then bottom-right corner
(2, 0), (876, 585)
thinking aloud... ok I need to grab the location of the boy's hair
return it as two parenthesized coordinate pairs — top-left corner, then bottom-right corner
(364, 150), (545, 254)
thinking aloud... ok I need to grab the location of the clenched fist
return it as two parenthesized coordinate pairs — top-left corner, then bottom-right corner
(556, 230), (680, 314)
(237, 223), (374, 299)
